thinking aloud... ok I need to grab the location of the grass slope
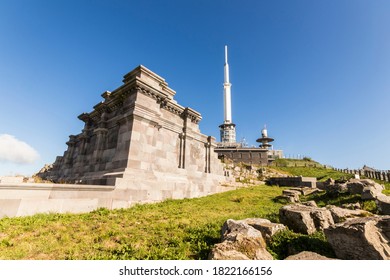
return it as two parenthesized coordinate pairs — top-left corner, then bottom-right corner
(1, 160), (387, 260)
(0, 185), (286, 260)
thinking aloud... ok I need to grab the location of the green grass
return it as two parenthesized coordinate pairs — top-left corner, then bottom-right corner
(267, 229), (335, 260)
(1, 161), (387, 260)
(0, 185), (287, 260)
(272, 165), (354, 182)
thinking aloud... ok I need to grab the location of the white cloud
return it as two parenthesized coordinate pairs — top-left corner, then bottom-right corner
(0, 134), (40, 164)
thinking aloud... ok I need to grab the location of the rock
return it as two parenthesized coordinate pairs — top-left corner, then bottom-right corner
(221, 219), (265, 242)
(325, 178), (335, 186)
(361, 183), (385, 200)
(376, 194), (390, 215)
(208, 242), (250, 260)
(279, 204), (334, 234)
(326, 205), (372, 223)
(282, 189), (301, 203)
(345, 179), (366, 195)
(324, 216), (390, 260)
(341, 202), (361, 210)
(283, 189), (301, 196)
(285, 251), (335, 260)
(242, 218), (286, 243)
(301, 200), (318, 207)
(327, 182), (348, 194)
(209, 219), (273, 260)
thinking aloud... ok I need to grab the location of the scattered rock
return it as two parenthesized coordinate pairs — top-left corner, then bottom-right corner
(284, 251), (335, 260)
(209, 219), (273, 260)
(301, 200), (318, 207)
(341, 202), (361, 210)
(279, 204), (334, 234)
(326, 205), (372, 223)
(282, 189), (300, 203)
(242, 218), (286, 243)
(376, 194), (390, 215)
(361, 183), (385, 200)
(324, 215), (390, 260)
(208, 242), (251, 260)
(345, 179), (367, 195)
(327, 182), (348, 194)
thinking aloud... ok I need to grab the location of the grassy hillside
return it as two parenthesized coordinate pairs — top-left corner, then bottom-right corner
(271, 158), (351, 181)
(0, 185), (286, 260)
(1, 159), (388, 260)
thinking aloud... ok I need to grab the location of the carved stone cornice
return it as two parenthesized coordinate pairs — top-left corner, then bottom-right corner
(182, 107), (202, 124)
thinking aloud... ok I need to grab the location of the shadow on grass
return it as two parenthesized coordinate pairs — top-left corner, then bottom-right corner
(267, 229), (336, 260)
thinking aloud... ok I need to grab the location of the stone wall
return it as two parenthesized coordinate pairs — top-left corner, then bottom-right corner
(0, 181), (237, 218)
(214, 147), (270, 166)
(334, 168), (390, 182)
(266, 177), (317, 188)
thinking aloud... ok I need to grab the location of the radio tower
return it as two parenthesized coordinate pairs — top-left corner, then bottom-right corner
(219, 45), (236, 144)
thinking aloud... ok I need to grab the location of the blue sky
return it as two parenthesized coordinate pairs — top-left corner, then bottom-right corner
(0, 0), (389, 176)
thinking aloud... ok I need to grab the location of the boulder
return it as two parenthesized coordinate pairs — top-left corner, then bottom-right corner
(324, 216), (390, 260)
(242, 218), (286, 243)
(208, 242), (250, 260)
(346, 179), (384, 197)
(361, 182), (385, 200)
(345, 179), (366, 195)
(317, 178), (335, 191)
(282, 189), (301, 203)
(209, 219), (273, 260)
(279, 204), (334, 234)
(326, 205), (372, 223)
(284, 251), (335, 260)
(327, 182), (348, 194)
(376, 194), (390, 215)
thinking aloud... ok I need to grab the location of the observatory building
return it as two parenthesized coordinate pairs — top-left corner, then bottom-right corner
(215, 46), (282, 165)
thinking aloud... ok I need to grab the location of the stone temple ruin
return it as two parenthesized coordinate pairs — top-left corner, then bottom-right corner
(0, 66), (231, 218)
(42, 65), (228, 191)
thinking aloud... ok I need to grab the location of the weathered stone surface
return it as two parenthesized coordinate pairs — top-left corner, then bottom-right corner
(301, 200), (318, 207)
(267, 177), (317, 188)
(279, 204), (334, 234)
(327, 183), (348, 194)
(285, 251), (335, 260)
(345, 179), (367, 195)
(282, 189), (301, 203)
(376, 194), (390, 215)
(209, 219), (273, 260)
(221, 219), (265, 242)
(290, 187), (321, 196)
(208, 242), (250, 260)
(361, 183), (385, 200)
(326, 205), (372, 223)
(324, 178), (384, 199)
(342, 202), (361, 210)
(242, 218), (286, 243)
(324, 216), (390, 260)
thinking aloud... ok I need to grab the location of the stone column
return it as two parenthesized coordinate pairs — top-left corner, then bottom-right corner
(204, 136), (212, 173)
(178, 132), (186, 169)
(93, 128), (108, 164)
